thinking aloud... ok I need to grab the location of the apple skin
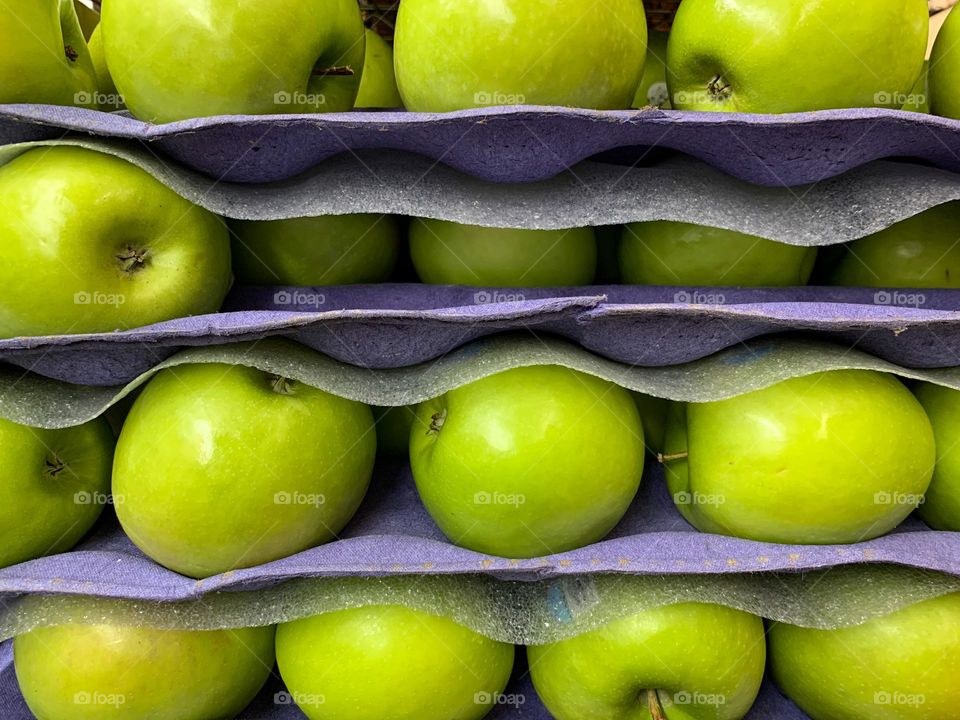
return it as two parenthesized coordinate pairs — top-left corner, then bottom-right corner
(374, 406), (416, 457)
(931, 8), (960, 119)
(0, 0), (97, 106)
(394, 0), (647, 112)
(355, 29), (403, 108)
(15, 623), (275, 720)
(87, 24), (120, 105)
(0, 417), (113, 569)
(664, 370), (935, 545)
(276, 605), (514, 720)
(828, 203), (960, 289)
(101, 0), (365, 123)
(410, 219), (597, 287)
(620, 221), (817, 287)
(410, 366), (645, 558)
(902, 61), (929, 114)
(529, 601), (765, 720)
(770, 591), (960, 720)
(631, 392), (670, 456)
(73, 0), (99, 39)
(667, 0), (927, 113)
(632, 30), (672, 109)
(913, 383), (960, 531)
(231, 214), (400, 286)
(0, 146), (231, 339)
(113, 361), (376, 577)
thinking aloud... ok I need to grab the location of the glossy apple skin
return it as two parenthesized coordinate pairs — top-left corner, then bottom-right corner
(668, 0), (927, 113)
(664, 370), (935, 544)
(101, 0), (364, 122)
(0, 146), (231, 339)
(276, 605), (514, 720)
(620, 221), (817, 287)
(530, 601), (765, 720)
(231, 214), (400, 286)
(410, 366), (645, 557)
(632, 392), (670, 456)
(87, 24), (120, 104)
(931, 9), (960, 119)
(394, 0), (647, 112)
(410, 219), (597, 287)
(15, 623), (275, 720)
(770, 592), (960, 720)
(0, 0), (97, 106)
(828, 203), (960, 289)
(113, 361), (376, 577)
(632, 30), (672, 109)
(914, 383), (960, 531)
(0, 417), (113, 569)
(355, 29), (402, 108)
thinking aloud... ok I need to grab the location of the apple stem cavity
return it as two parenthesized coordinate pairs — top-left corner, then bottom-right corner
(115, 246), (149, 274)
(44, 454), (66, 478)
(428, 408), (447, 435)
(268, 375), (296, 396)
(645, 689), (667, 720)
(311, 65), (355, 77)
(708, 74), (732, 101)
(64, 44), (79, 62)
(657, 451), (689, 464)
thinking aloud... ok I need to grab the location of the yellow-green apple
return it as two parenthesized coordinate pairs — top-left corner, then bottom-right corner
(87, 24), (122, 109)
(374, 406), (416, 457)
(410, 219), (597, 287)
(73, 0), (98, 38)
(276, 605), (514, 720)
(664, 370), (935, 544)
(632, 30), (672, 109)
(113, 360), (376, 577)
(100, 0), (365, 122)
(931, 8), (960, 119)
(0, 146), (231, 338)
(355, 29), (402, 108)
(410, 366), (645, 557)
(913, 383), (960, 531)
(632, 392), (670, 455)
(394, 0), (647, 112)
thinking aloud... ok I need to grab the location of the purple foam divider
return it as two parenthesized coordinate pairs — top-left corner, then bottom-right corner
(3, 285), (960, 386)
(2, 104), (960, 187)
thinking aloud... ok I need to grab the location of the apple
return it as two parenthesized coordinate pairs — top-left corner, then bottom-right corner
(631, 392), (669, 456)
(113, 360), (376, 577)
(73, 0), (99, 39)
(529, 601), (765, 720)
(87, 24), (121, 109)
(15, 622), (275, 720)
(276, 605), (514, 720)
(394, 0), (647, 112)
(0, 416), (113, 569)
(410, 219), (597, 287)
(0, 0), (97, 106)
(100, 0), (365, 123)
(931, 8), (960, 119)
(231, 214), (400, 286)
(0, 146), (231, 339)
(410, 365), (645, 558)
(827, 203), (960, 289)
(374, 406), (416, 457)
(663, 370), (935, 544)
(902, 61), (930, 114)
(770, 591), (960, 719)
(620, 221), (817, 287)
(632, 30), (672, 109)
(913, 383), (960, 531)
(355, 28), (402, 108)
(667, 0), (927, 113)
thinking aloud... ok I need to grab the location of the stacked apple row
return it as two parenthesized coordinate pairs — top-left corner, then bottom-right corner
(3, 145), (959, 341)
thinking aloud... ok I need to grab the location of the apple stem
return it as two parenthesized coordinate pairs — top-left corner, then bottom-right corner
(657, 451), (689, 464)
(646, 689), (667, 720)
(312, 65), (355, 77)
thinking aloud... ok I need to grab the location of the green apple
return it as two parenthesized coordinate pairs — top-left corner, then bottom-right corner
(113, 361), (376, 577)
(631, 392), (670, 456)
(668, 0), (927, 113)
(410, 366), (645, 557)
(620, 221), (817, 287)
(0, 416), (113, 569)
(410, 219), (597, 287)
(355, 29), (402, 108)
(664, 370), (935, 544)
(770, 591), (960, 719)
(394, 0), (647, 112)
(0, 146), (231, 339)
(15, 622), (275, 720)
(913, 383), (960, 531)
(529, 601), (765, 720)
(902, 61), (929, 114)
(87, 24), (121, 109)
(276, 605), (514, 720)
(931, 8), (960, 119)
(231, 214), (400, 286)
(374, 406), (416, 457)
(632, 30), (672, 109)
(0, 0), (97, 106)
(73, 0), (99, 39)
(101, 0), (365, 123)
(828, 203), (960, 289)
